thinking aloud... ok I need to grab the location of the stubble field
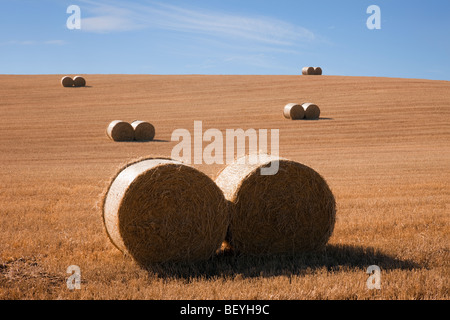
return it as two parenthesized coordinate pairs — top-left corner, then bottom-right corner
(0, 74), (448, 300)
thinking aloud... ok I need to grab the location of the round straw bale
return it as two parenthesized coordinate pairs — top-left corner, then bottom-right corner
(102, 157), (229, 265)
(302, 67), (314, 75)
(73, 76), (86, 87)
(215, 153), (336, 255)
(61, 76), (74, 87)
(314, 67), (322, 75)
(283, 103), (305, 120)
(302, 103), (321, 119)
(131, 120), (155, 141)
(106, 120), (135, 142)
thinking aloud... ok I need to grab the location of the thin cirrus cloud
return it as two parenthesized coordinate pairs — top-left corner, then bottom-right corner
(81, 15), (143, 33)
(79, 0), (315, 46)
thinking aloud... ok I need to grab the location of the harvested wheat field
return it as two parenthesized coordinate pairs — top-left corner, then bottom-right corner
(0, 74), (448, 300)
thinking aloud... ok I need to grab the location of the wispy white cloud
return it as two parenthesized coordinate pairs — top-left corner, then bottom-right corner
(76, 0), (320, 73)
(82, 15), (143, 33)
(78, 0), (315, 46)
(136, 3), (315, 45)
(79, 1), (145, 32)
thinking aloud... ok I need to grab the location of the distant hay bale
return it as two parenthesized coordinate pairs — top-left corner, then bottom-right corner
(61, 76), (74, 87)
(314, 67), (323, 75)
(214, 153), (336, 255)
(302, 103), (321, 119)
(302, 67), (314, 75)
(131, 120), (155, 141)
(102, 157), (229, 265)
(283, 103), (305, 120)
(73, 76), (86, 87)
(106, 120), (135, 142)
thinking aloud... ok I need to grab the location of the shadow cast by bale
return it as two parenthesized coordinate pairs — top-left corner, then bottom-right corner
(113, 139), (170, 143)
(293, 117), (334, 121)
(135, 139), (169, 143)
(142, 244), (420, 281)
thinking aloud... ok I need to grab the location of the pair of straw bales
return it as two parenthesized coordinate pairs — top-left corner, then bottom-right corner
(61, 76), (86, 87)
(284, 102), (321, 120)
(302, 67), (322, 75)
(101, 154), (336, 266)
(106, 120), (155, 142)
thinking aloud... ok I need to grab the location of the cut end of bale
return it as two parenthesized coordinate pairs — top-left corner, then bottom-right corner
(302, 103), (321, 119)
(106, 120), (135, 142)
(283, 103), (305, 120)
(215, 153), (336, 255)
(61, 76), (74, 87)
(73, 76), (86, 87)
(102, 157), (229, 265)
(314, 67), (323, 75)
(131, 120), (155, 141)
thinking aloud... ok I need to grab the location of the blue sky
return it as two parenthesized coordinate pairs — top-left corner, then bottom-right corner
(1, 0), (449, 80)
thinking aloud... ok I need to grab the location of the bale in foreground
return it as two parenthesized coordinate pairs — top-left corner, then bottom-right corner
(131, 120), (155, 141)
(215, 154), (336, 255)
(102, 158), (229, 265)
(314, 67), (323, 75)
(283, 103), (305, 120)
(106, 120), (135, 142)
(73, 76), (86, 87)
(302, 103), (321, 119)
(61, 76), (74, 87)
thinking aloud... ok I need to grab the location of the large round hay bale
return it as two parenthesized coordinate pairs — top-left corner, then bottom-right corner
(314, 67), (322, 75)
(302, 67), (314, 75)
(106, 120), (135, 142)
(131, 120), (155, 141)
(61, 76), (74, 87)
(102, 157), (229, 265)
(214, 153), (336, 255)
(283, 103), (305, 120)
(302, 103), (321, 119)
(73, 76), (86, 87)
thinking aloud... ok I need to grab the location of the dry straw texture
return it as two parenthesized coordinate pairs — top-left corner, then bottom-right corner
(106, 120), (135, 142)
(102, 157), (229, 265)
(73, 76), (86, 87)
(302, 103), (321, 119)
(61, 76), (74, 87)
(131, 120), (155, 141)
(314, 67), (323, 75)
(283, 103), (305, 120)
(215, 153), (336, 255)
(302, 67), (314, 75)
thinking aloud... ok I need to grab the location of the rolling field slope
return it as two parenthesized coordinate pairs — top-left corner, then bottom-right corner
(0, 75), (448, 299)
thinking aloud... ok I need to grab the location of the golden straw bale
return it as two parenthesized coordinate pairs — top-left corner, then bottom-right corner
(73, 76), (86, 87)
(215, 153), (336, 255)
(106, 120), (135, 142)
(102, 158), (229, 265)
(283, 103), (305, 120)
(302, 67), (314, 75)
(302, 103), (321, 120)
(131, 120), (155, 141)
(61, 76), (74, 87)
